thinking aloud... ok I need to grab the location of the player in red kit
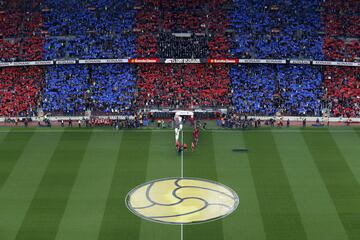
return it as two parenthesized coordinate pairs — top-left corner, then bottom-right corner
(176, 140), (181, 151)
(194, 128), (199, 145)
(191, 142), (196, 152)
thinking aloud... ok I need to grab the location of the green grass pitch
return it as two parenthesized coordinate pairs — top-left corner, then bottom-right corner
(0, 127), (360, 240)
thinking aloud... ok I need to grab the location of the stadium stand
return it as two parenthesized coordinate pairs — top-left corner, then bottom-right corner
(43, 0), (136, 59)
(136, 64), (231, 108)
(41, 0), (137, 115)
(134, 0), (231, 109)
(322, 0), (360, 117)
(0, 67), (43, 117)
(41, 64), (136, 115)
(324, 67), (360, 117)
(41, 65), (90, 115)
(0, 1), (45, 117)
(230, 0), (323, 59)
(0, 0), (45, 61)
(231, 65), (323, 116)
(322, 0), (359, 62)
(229, 0), (326, 116)
(0, 0), (359, 118)
(90, 64), (136, 115)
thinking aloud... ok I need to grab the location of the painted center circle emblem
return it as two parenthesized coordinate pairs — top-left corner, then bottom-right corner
(126, 178), (239, 224)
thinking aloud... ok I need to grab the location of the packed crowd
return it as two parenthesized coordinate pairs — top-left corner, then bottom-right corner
(41, 64), (136, 115)
(0, 0), (359, 118)
(136, 64), (231, 108)
(231, 65), (323, 116)
(230, 0), (324, 59)
(0, 67), (43, 117)
(0, 0), (44, 61)
(324, 67), (360, 117)
(89, 64), (136, 114)
(134, 0), (232, 108)
(41, 65), (90, 114)
(322, 0), (360, 117)
(44, 0), (136, 59)
(322, 0), (360, 38)
(134, 0), (232, 58)
(322, 0), (360, 62)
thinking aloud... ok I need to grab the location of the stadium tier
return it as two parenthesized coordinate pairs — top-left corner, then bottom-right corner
(230, 65), (323, 116)
(0, 0), (359, 117)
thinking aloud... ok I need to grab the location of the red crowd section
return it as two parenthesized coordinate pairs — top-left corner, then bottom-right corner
(0, 0), (45, 61)
(134, 0), (232, 109)
(162, 12), (205, 32)
(136, 64), (231, 108)
(323, 15), (360, 38)
(322, 0), (360, 118)
(134, 2), (159, 58)
(324, 67), (360, 117)
(0, 67), (43, 117)
(0, 0), (45, 116)
(322, 0), (360, 62)
(323, 38), (360, 62)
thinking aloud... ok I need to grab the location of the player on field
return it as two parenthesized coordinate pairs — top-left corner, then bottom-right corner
(191, 142), (196, 152)
(175, 127), (180, 142)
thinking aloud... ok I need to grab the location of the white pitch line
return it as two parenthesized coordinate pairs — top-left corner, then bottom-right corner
(180, 130), (184, 240)
(181, 223), (184, 240)
(181, 130), (184, 179)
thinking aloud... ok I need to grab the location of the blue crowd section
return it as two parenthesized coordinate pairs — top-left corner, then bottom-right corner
(90, 64), (135, 114)
(230, 65), (323, 116)
(230, 0), (324, 60)
(229, 0), (325, 116)
(41, 0), (136, 114)
(43, 0), (136, 60)
(42, 65), (90, 114)
(41, 64), (136, 115)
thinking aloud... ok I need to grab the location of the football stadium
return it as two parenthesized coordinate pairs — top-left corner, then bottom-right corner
(0, 0), (359, 240)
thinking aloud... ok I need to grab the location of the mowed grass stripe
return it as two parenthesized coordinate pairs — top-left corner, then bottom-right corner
(273, 131), (348, 240)
(98, 131), (151, 240)
(303, 130), (360, 240)
(0, 130), (64, 240)
(184, 131), (224, 240)
(139, 131), (179, 240)
(15, 129), (93, 240)
(212, 131), (266, 240)
(55, 130), (123, 240)
(0, 128), (10, 144)
(0, 130), (35, 189)
(243, 131), (307, 240)
(330, 129), (360, 186)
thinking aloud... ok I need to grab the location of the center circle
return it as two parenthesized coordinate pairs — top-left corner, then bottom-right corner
(126, 177), (239, 225)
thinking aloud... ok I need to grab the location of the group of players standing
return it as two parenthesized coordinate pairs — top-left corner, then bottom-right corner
(174, 115), (200, 153)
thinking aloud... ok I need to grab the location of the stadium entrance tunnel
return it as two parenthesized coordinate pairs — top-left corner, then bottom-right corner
(126, 178), (239, 224)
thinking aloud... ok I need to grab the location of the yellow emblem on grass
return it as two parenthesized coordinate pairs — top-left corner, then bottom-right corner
(126, 178), (239, 224)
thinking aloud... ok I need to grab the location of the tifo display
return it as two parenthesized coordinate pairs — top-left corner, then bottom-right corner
(0, 0), (359, 118)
